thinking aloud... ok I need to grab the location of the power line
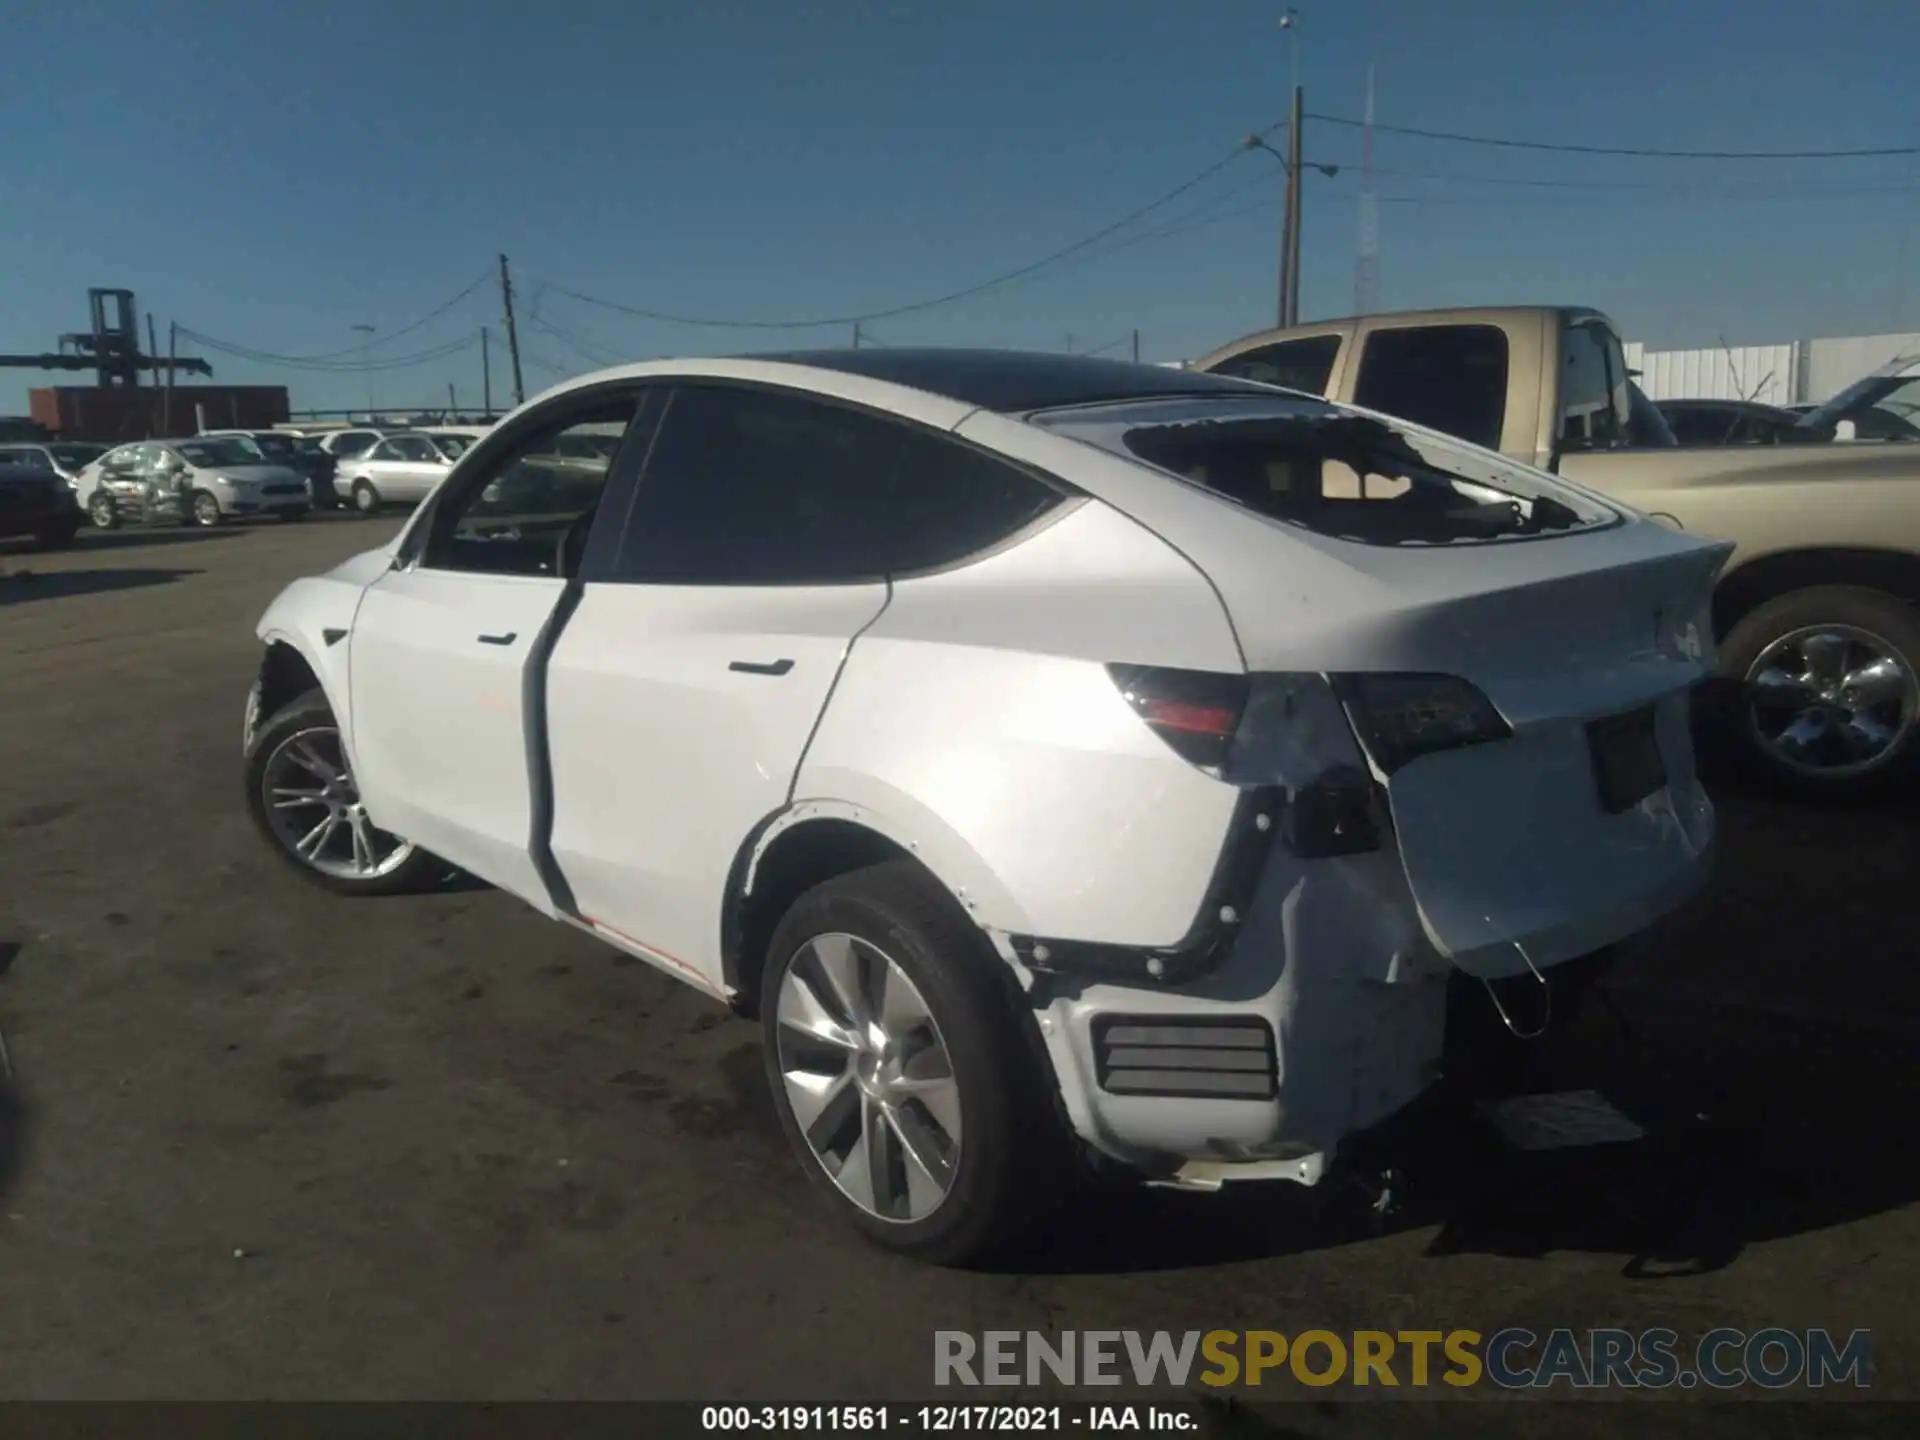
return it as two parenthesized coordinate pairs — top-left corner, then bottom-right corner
(177, 271), (494, 365)
(534, 142), (1263, 330)
(177, 327), (483, 372)
(1336, 161), (1920, 196)
(1306, 111), (1918, 160)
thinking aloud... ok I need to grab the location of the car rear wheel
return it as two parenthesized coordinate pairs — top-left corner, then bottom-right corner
(88, 493), (119, 529)
(1718, 585), (1920, 798)
(244, 687), (439, 896)
(760, 859), (1065, 1266)
(352, 480), (381, 515)
(191, 490), (223, 527)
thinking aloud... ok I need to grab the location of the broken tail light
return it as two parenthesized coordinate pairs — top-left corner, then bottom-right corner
(1106, 664), (1251, 773)
(1332, 672), (1511, 774)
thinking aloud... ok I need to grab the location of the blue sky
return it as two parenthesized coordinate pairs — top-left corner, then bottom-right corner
(4, 0), (1915, 415)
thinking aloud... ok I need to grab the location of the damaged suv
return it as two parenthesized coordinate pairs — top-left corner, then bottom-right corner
(241, 350), (1728, 1264)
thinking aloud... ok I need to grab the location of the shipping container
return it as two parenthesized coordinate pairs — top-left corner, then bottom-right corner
(27, 385), (291, 443)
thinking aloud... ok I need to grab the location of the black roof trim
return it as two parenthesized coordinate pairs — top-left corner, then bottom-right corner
(745, 347), (1278, 414)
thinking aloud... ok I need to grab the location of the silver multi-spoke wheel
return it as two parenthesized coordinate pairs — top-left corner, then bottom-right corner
(775, 933), (963, 1224)
(1745, 624), (1920, 778)
(260, 725), (415, 880)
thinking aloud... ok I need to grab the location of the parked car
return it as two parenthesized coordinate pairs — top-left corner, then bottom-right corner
(1791, 354), (1920, 443)
(0, 441), (109, 489)
(337, 431), (465, 513)
(243, 349), (1728, 1263)
(1656, 398), (1807, 447)
(200, 429), (342, 508)
(311, 428), (391, 461)
(1195, 308), (1920, 797)
(0, 459), (82, 550)
(76, 437), (311, 529)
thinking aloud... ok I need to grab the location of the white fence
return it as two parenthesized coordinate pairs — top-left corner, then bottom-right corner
(1627, 331), (1920, 406)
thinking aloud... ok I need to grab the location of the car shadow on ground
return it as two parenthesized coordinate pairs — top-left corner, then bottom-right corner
(0, 567), (201, 605)
(998, 782), (1920, 1277)
(70, 526), (253, 552)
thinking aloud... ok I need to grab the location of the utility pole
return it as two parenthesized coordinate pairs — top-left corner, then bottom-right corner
(1284, 85), (1304, 326)
(164, 321), (178, 434)
(498, 253), (526, 406)
(1353, 64), (1380, 314)
(447, 381), (457, 416)
(1131, 329), (1140, 363)
(852, 321), (862, 348)
(481, 326), (493, 414)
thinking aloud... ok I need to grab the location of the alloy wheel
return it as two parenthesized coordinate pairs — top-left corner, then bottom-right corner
(89, 495), (115, 528)
(775, 933), (964, 1224)
(260, 724), (416, 880)
(193, 492), (221, 526)
(1745, 624), (1920, 778)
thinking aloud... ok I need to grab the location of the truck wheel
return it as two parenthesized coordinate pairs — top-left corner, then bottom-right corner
(759, 859), (1065, 1267)
(1718, 585), (1920, 798)
(244, 687), (441, 895)
(88, 493), (120, 530)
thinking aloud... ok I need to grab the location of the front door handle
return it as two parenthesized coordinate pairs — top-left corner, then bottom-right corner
(729, 658), (794, 676)
(478, 632), (518, 646)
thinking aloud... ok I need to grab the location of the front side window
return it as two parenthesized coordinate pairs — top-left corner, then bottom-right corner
(1208, 335), (1342, 396)
(390, 435), (436, 462)
(612, 385), (1063, 585)
(1352, 324), (1510, 452)
(176, 439), (259, 468)
(421, 399), (640, 578)
(1559, 322), (1626, 449)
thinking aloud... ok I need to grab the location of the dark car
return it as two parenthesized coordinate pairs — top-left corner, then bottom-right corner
(200, 429), (342, 507)
(0, 461), (82, 550)
(1654, 398), (1806, 446)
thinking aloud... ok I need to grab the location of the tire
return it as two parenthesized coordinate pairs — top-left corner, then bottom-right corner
(88, 492), (119, 530)
(1716, 584), (1920, 799)
(191, 490), (223, 527)
(352, 480), (382, 515)
(243, 686), (440, 896)
(759, 859), (1066, 1266)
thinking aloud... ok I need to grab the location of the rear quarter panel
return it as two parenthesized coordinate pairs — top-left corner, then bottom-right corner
(795, 495), (1245, 947)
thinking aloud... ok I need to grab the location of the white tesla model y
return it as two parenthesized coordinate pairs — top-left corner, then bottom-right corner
(242, 349), (1727, 1264)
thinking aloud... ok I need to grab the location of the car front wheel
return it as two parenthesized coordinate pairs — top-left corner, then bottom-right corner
(191, 490), (223, 527)
(88, 493), (119, 529)
(352, 480), (382, 515)
(244, 687), (439, 895)
(1718, 584), (1920, 798)
(760, 859), (1065, 1266)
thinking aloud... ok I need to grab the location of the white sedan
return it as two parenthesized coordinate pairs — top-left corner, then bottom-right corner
(337, 431), (478, 514)
(77, 437), (310, 528)
(240, 348), (1728, 1264)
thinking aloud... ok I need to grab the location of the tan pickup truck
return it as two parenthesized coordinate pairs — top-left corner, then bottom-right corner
(1193, 307), (1920, 798)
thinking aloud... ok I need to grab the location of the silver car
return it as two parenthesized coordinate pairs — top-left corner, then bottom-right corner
(76, 437), (311, 529)
(0, 441), (110, 490)
(338, 432), (470, 514)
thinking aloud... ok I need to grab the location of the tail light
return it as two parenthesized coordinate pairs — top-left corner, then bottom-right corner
(1332, 673), (1510, 774)
(1107, 664), (1249, 773)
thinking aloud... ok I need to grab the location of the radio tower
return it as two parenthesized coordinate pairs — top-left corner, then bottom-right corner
(1353, 64), (1380, 313)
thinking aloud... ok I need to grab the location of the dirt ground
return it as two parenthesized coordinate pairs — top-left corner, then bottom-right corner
(0, 517), (1914, 1427)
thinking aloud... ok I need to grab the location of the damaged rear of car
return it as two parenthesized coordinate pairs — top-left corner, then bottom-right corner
(962, 389), (1729, 1189)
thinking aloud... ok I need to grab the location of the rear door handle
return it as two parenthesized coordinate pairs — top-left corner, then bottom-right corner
(478, 632), (518, 646)
(729, 658), (794, 676)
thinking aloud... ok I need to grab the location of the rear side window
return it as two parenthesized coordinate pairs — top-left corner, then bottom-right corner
(1208, 336), (1342, 396)
(1560, 323), (1625, 448)
(1352, 325), (1509, 452)
(611, 385), (1063, 584)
